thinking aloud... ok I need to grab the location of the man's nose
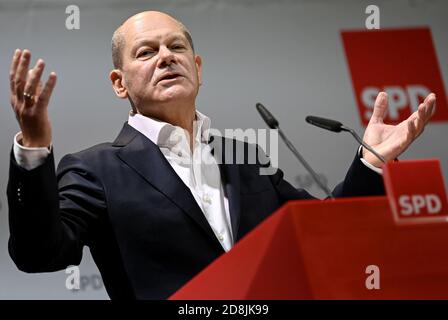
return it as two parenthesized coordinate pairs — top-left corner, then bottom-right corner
(157, 45), (176, 68)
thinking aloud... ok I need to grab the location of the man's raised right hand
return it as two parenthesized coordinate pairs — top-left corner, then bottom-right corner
(9, 49), (57, 148)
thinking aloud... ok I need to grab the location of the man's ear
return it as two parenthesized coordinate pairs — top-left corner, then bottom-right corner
(195, 55), (203, 86)
(110, 69), (128, 99)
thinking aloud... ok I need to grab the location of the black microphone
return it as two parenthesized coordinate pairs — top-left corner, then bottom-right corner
(256, 103), (334, 199)
(305, 115), (386, 164)
(305, 116), (343, 132)
(256, 103), (279, 129)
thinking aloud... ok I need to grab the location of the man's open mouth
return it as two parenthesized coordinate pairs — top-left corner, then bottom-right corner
(157, 72), (182, 83)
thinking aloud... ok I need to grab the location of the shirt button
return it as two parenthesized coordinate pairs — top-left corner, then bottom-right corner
(218, 234), (224, 241)
(203, 194), (212, 204)
(177, 151), (182, 157)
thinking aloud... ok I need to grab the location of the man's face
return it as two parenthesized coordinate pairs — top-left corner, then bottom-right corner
(119, 13), (202, 112)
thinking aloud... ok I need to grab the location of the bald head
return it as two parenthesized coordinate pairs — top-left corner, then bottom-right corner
(111, 11), (194, 69)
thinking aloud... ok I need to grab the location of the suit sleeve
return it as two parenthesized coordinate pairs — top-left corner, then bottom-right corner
(264, 148), (385, 201)
(7, 148), (106, 273)
(331, 151), (386, 198)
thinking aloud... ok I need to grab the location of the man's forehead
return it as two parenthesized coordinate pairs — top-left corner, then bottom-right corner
(120, 12), (184, 39)
(132, 29), (186, 43)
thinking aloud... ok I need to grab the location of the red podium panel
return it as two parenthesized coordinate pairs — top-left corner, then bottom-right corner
(170, 196), (448, 299)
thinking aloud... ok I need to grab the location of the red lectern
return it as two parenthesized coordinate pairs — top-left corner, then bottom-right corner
(170, 196), (448, 299)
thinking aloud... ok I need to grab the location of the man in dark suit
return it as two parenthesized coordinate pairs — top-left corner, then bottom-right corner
(7, 11), (435, 299)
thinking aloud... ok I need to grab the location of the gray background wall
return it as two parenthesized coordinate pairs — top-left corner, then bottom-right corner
(0, 0), (447, 299)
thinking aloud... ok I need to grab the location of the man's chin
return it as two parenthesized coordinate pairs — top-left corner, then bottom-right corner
(155, 87), (194, 102)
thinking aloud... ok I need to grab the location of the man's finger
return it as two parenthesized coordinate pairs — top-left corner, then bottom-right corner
(423, 92), (435, 104)
(407, 118), (417, 140)
(417, 103), (425, 120)
(36, 80), (43, 97)
(36, 72), (57, 109)
(423, 93), (436, 123)
(370, 91), (388, 124)
(23, 59), (45, 108)
(9, 49), (22, 94)
(414, 104), (426, 134)
(14, 49), (31, 99)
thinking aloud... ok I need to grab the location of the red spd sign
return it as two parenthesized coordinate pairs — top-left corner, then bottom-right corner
(383, 159), (448, 224)
(341, 27), (448, 126)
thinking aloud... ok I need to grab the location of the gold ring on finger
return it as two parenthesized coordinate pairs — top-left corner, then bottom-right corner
(23, 92), (34, 100)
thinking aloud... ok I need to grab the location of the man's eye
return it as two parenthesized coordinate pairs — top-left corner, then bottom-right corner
(137, 50), (154, 58)
(172, 45), (185, 50)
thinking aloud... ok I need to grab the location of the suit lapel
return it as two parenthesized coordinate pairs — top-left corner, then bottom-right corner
(212, 136), (242, 242)
(113, 123), (223, 248)
(220, 164), (241, 242)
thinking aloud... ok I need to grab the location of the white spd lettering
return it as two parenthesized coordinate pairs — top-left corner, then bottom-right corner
(361, 85), (432, 120)
(398, 194), (442, 215)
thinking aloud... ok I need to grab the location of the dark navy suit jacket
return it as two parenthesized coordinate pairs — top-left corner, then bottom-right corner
(7, 122), (385, 299)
